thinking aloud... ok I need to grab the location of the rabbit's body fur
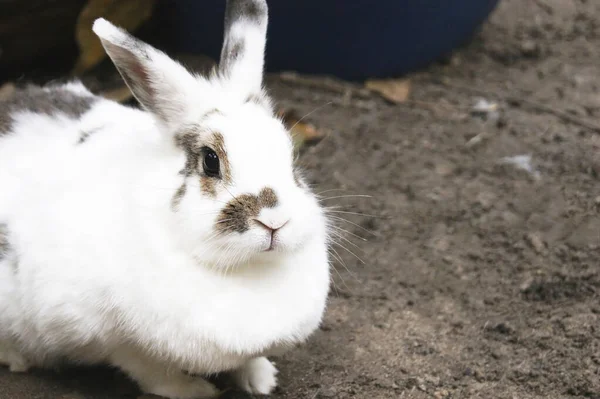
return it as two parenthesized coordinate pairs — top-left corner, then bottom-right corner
(0, 1), (330, 398)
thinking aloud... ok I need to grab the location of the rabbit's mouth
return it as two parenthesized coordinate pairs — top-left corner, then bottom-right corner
(260, 234), (277, 252)
(255, 218), (289, 252)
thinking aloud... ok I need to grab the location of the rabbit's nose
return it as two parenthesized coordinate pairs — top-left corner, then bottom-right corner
(253, 218), (289, 233)
(253, 218), (290, 251)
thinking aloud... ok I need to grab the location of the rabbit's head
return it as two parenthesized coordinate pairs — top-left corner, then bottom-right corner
(93, 0), (328, 270)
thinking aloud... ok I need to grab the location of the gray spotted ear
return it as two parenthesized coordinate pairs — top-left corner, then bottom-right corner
(218, 0), (268, 94)
(92, 18), (196, 126)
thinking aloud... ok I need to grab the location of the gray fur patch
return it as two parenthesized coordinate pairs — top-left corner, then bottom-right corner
(0, 224), (11, 261)
(228, 41), (245, 63)
(175, 131), (202, 177)
(216, 187), (279, 234)
(0, 84), (96, 134)
(171, 183), (187, 211)
(224, 0), (267, 27)
(77, 126), (103, 145)
(219, 0), (268, 74)
(219, 40), (244, 74)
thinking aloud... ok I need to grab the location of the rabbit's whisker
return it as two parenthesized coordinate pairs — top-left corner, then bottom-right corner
(288, 102), (333, 132)
(330, 225), (367, 241)
(330, 239), (365, 266)
(329, 246), (361, 284)
(330, 230), (362, 251)
(318, 194), (372, 201)
(326, 215), (378, 237)
(325, 210), (384, 219)
(327, 249), (351, 292)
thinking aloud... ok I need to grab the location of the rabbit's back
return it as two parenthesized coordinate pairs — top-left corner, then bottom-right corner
(0, 82), (159, 219)
(0, 83), (96, 133)
(0, 83), (94, 219)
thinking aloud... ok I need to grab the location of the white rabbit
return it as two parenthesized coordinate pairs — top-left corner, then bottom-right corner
(0, 1), (330, 397)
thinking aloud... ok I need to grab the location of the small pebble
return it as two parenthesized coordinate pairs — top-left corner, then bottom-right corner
(434, 389), (450, 399)
(520, 40), (539, 57)
(525, 232), (545, 254)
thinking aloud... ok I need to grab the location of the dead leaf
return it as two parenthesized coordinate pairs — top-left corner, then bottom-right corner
(365, 78), (411, 103)
(100, 85), (133, 103)
(525, 232), (546, 254)
(73, 0), (157, 75)
(278, 108), (326, 151)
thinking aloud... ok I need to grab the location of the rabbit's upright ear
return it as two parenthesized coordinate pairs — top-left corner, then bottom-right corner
(218, 0), (268, 95)
(93, 18), (196, 126)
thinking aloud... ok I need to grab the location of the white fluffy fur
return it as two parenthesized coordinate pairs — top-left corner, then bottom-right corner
(0, 9), (329, 399)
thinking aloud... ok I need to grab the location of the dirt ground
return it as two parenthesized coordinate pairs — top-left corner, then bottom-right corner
(2, 0), (600, 398)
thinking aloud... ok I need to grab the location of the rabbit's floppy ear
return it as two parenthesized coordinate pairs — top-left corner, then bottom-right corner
(93, 18), (196, 126)
(218, 0), (268, 95)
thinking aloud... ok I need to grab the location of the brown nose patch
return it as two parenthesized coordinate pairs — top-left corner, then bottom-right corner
(216, 187), (278, 233)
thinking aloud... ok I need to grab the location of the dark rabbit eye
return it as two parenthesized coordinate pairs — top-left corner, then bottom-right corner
(202, 148), (220, 178)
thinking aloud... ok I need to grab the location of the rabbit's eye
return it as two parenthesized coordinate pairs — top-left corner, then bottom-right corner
(202, 148), (220, 178)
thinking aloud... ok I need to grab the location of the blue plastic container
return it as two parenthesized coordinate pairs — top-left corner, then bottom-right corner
(161, 1), (500, 80)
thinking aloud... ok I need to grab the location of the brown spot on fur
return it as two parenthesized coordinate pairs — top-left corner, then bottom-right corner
(196, 132), (231, 197)
(171, 183), (187, 210)
(175, 131), (201, 177)
(200, 175), (218, 197)
(216, 187), (279, 233)
(0, 85), (95, 134)
(258, 187), (278, 208)
(174, 127), (231, 198)
(209, 132), (231, 182)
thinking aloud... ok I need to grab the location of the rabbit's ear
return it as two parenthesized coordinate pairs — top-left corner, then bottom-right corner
(93, 18), (196, 125)
(218, 0), (268, 95)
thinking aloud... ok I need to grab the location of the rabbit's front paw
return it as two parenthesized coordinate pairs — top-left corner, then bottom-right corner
(111, 348), (219, 399)
(233, 357), (278, 395)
